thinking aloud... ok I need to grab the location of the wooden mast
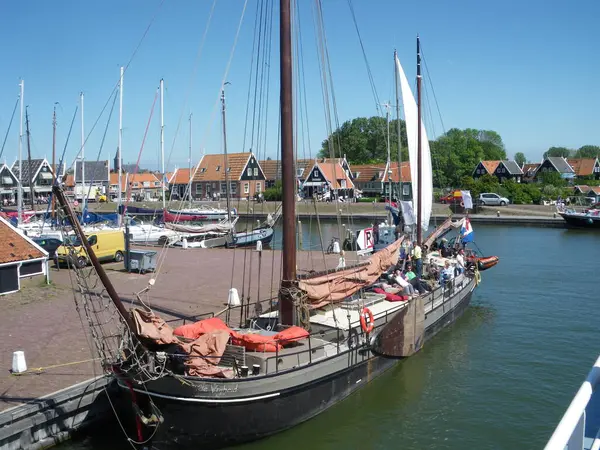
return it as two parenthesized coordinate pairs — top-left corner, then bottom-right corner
(221, 85), (232, 223)
(394, 50), (403, 204)
(416, 36), (423, 244)
(279, 0), (296, 325)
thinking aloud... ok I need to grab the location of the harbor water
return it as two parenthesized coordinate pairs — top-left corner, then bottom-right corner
(64, 222), (600, 450)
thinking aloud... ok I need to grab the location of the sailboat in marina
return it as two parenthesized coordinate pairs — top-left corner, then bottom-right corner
(52, 7), (486, 448)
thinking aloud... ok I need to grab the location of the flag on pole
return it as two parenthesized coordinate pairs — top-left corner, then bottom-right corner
(461, 218), (475, 243)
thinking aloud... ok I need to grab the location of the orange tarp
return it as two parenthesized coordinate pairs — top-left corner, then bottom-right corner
(298, 237), (403, 308)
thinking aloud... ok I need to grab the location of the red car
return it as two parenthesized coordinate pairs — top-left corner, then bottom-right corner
(439, 190), (462, 204)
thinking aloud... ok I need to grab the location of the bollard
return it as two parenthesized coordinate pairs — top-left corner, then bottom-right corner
(228, 288), (241, 307)
(497, 210), (500, 217)
(297, 220), (303, 249)
(182, 238), (188, 249)
(256, 240), (263, 252)
(12, 351), (27, 373)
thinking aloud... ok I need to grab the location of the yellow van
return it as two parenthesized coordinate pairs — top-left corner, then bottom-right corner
(56, 230), (125, 268)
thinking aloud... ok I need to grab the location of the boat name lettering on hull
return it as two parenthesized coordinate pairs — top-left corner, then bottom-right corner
(193, 383), (239, 395)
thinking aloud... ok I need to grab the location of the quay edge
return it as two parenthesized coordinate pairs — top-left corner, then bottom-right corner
(0, 376), (114, 450)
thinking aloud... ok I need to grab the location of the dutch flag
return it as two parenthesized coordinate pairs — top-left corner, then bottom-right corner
(461, 218), (474, 243)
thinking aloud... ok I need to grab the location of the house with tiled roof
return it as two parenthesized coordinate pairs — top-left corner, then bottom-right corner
(567, 158), (600, 180)
(108, 172), (163, 201)
(191, 152), (266, 200)
(10, 158), (56, 202)
(302, 159), (355, 200)
(260, 159), (313, 188)
(0, 163), (18, 205)
(166, 167), (195, 199)
(588, 186), (600, 203)
(0, 214), (49, 295)
(522, 163), (540, 183)
(534, 156), (575, 181)
(352, 161), (412, 200)
(473, 160), (523, 183)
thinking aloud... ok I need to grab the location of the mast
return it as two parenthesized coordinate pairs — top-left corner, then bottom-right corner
(80, 92), (86, 214)
(188, 113), (192, 201)
(279, 0), (295, 325)
(25, 107), (34, 211)
(385, 104), (392, 214)
(394, 49), (403, 203)
(51, 105), (57, 219)
(220, 87), (232, 222)
(17, 80), (24, 224)
(118, 66), (124, 226)
(416, 35), (423, 243)
(160, 79), (165, 210)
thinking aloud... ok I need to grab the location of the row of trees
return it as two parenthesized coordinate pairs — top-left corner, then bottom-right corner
(319, 116), (599, 190)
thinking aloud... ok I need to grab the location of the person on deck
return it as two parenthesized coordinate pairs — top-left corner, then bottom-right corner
(373, 222), (380, 244)
(411, 240), (423, 279)
(393, 269), (416, 297)
(440, 260), (454, 287)
(404, 263), (431, 294)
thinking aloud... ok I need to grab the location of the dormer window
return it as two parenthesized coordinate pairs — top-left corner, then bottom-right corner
(216, 166), (221, 172)
(227, 167), (231, 172)
(201, 167), (206, 173)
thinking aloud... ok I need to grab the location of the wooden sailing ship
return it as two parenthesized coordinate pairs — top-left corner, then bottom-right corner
(53, 6), (487, 449)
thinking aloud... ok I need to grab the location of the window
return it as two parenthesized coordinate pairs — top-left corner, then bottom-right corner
(143, 181), (150, 187)
(296, 168), (305, 177)
(201, 167), (206, 173)
(227, 167), (231, 172)
(253, 168), (258, 177)
(212, 182), (216, 189)
(221, 182), (227, 194)
(216, 165), (221, 172)
(154, 181), (160, 187)
(256, 182), (262, 193)
(2, 176), (13, 184)
(133, 182), (139, 187)
(195, 184), (202, 194)
(230, 182), (237, 195)
(340, 179), (347, 189)
(314, 169), (319, 177)
(247, 168), (252, 177)
(244, 182), (249, 194)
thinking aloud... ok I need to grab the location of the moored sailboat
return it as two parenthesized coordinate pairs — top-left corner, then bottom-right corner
(53, 12), (487, 449)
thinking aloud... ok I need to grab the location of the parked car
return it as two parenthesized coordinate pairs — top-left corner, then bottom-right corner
(32, 237), (63, 258)
(56, 230), (125, 268)
(479, 193), (510, 206)
(440, 190), (462, 204)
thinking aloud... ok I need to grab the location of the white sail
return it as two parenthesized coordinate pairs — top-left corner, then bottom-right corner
(395, 54), (433, 233)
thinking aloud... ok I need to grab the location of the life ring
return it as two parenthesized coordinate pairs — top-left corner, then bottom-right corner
(360, 307), (374, 334)
(460, 201), (465, 207)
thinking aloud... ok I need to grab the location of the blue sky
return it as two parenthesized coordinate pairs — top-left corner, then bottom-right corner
(0, 0), (598, 172)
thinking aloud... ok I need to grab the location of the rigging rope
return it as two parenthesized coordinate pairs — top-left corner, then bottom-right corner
(0, 97), (19, 161)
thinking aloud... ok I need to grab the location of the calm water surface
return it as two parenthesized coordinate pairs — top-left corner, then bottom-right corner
(67, 223), (600, 450)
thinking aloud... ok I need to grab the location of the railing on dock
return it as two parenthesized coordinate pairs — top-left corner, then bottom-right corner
(544, 355), (600, 450)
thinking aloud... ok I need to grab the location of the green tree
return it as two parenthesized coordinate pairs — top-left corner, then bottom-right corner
(319, 116), (408, 164)
(575, 145), (600, 158)
(537, 171), (566, 188)
(430, 128), (506, 187)
(514, 152), (526, 167)
(543, 146), (573, 159)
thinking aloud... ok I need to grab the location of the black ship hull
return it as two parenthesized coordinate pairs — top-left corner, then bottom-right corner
(560, 213), (600, 229)
(117, 286), (474, 449)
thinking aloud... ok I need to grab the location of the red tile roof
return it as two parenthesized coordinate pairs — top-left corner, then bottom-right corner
(567, 158), (597, 177)
(309, 161), (354, 189)
(169, 168), (194, 185)
(383, 162), (412, 183)
(480, 160), (500, 175)
(193, 153), (255, 182)
(0, 216), (46, 264)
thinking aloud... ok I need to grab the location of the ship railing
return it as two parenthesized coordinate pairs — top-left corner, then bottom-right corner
(544, 355), (600, 450)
